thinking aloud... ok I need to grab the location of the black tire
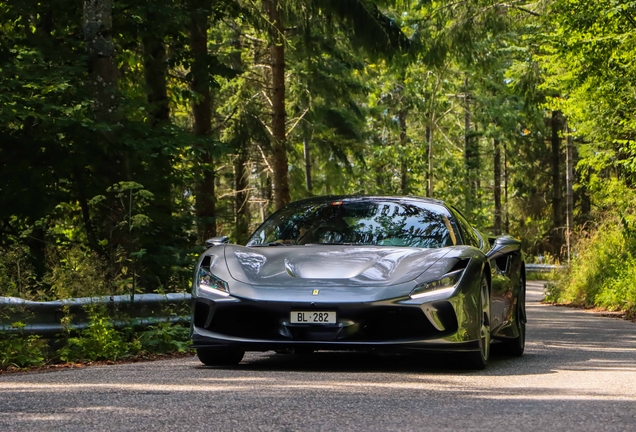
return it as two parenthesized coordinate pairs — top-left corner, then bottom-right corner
(464, 276), (491, 370)
(502, 277), (526, 357)
(196, 348), (245, 366)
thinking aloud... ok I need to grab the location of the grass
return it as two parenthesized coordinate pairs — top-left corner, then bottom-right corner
(546, 217), (636, 319)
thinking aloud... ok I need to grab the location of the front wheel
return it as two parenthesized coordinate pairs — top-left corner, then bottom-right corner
(464, 276), (491, 370)
(196, 348), (245, 366)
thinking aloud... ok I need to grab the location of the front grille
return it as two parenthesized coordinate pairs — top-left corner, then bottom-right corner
(202, 301), (447, 342)
(353, 307), (438, 341)
(208, 305), (282, 339)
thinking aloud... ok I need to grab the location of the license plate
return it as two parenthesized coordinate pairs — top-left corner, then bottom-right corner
(290, 311), (337, 324)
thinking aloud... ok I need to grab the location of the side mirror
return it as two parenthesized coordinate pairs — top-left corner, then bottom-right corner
(487, 235), (520, 258)
(205, 236), (230, 248)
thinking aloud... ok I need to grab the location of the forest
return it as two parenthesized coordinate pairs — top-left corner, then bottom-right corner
(1, 0), (635, 315)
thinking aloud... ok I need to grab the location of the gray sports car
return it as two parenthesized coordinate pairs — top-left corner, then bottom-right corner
(191, 196), (526, 369)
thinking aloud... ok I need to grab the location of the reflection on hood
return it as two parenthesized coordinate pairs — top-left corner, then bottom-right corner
(224, 245), (451, 287)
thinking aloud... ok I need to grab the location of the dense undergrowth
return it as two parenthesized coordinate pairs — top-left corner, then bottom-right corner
(0, 243), (192, 370)
(547, 213), (636, 318)
(1, 317), (190, 370)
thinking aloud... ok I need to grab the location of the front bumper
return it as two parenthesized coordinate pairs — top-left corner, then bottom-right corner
(190, 293), (481, 353)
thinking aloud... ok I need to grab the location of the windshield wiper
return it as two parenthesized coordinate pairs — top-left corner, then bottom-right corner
(251, 242), (293, 247)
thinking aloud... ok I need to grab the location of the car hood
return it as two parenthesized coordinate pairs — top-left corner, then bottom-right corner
(223, 244), (451, 287)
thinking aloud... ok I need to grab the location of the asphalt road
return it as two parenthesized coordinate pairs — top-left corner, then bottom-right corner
(1, 281), (636, 432)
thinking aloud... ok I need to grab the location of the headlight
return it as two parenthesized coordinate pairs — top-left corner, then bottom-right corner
(197, 266), (230, 296)
(410, 269), (464, 299)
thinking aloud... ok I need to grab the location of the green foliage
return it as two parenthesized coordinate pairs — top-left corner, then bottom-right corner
(139, 322), (190, 354)
(0, 244), (39, 298)
(0, 335), (48, 369)
(0, 323), (47, 369)
(44, 246), (112, 299)
(48, 298), (191, 365)
(548, 214), (636, 315)
(58, 308), (134, 362)
(55, 313), (190, 364)
(526, 270), (561, 282)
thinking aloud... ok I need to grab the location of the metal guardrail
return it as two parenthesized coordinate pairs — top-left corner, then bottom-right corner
(526, 264), (567, 274)
(0, 293), (192, 336)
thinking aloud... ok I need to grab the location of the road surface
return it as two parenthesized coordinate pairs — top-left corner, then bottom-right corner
(1, 281), (635, 431)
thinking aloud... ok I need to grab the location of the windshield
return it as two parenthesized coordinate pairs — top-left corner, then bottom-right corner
(246, 199), (458, 248)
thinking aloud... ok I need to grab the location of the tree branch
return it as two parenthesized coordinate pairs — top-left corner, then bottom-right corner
(621, 10), (636, 29)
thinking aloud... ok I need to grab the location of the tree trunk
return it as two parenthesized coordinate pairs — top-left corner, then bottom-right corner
(260, 164), (273, 220)
(303, 132), (313, 193)
(143, 33), (169, 124)
(494, 139), (502, 235)
(425, 125), (431, 197)
(464, 92), (470, 211)
(302, 121), (312, 193)
(75, 167), (106, 258)
(551, 110), (563, 256)
(142, 30), (172, 211)
(398, 108), (408, 194)
(265, 0), (290, 209)
(375, 162), (386, 192)
(234, 143), (250, 244)
(83, 0), (127, 258)
(565, 120), (574, 263)
(580, 174), (591, 221)
(36, 8), (54, 38)
(142, 25), (175, 287)
(190, 10), (216, 239)
(83, 0), (118, 121)
(576, 143), (590, 223)
(504, 142), (510, 233)
(463, 78), (479, 214)
(426, 123), (434, 197)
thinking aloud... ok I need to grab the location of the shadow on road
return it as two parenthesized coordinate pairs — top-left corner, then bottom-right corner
(196, 342), (533, 375)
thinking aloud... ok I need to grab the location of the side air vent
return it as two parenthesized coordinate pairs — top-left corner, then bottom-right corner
(449, 258), (470, 273)
(193, 301), (212, 328)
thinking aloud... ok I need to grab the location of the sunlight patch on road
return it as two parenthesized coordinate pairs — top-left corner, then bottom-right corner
(199, 377), (269, 382)
(540, 343), (636, 353)
(0, 383), (246, 393)
(0, 413), (71, 422)
(270, 380), (509, 393)
(477, 394), (636, 401)
(67, 406), (154, 414)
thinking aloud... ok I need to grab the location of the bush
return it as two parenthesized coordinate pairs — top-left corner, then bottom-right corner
(57, 307), (136, 362)
(549, 216), (636, 315)
(139, 322), (190, 354)
(55, 308), (191, 364)
(44, 246), (115, 300)
(0, 323), (48, 369)
(0, 245), (39, 299)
